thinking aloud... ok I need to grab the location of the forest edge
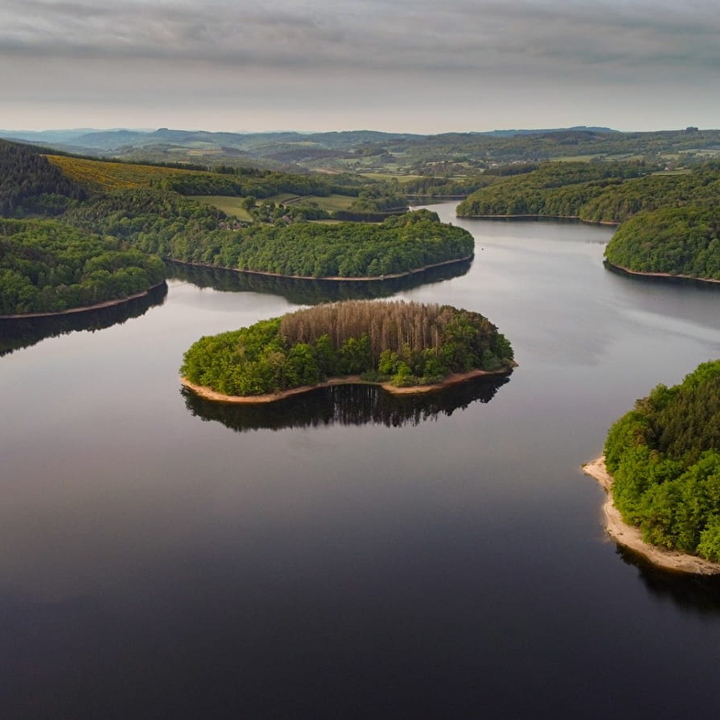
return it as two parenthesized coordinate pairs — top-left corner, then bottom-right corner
(0, 281), (167, 320)
(583, 456), (720, 576)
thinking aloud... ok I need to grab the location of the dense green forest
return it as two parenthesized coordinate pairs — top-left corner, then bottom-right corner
(0, 140), (85, 217)
(181, 300), (514, 396)
(458, 161), (720, 224)
(68, 194), (473, 278)
(604, 207), (720, 279)
(604, 361), (720, 561)
(0, 219), (165, 315)
(456, 162), (654, 219)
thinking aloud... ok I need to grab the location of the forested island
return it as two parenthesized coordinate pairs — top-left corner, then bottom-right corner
(585, 361), (720, 574)
(180, 300), (514, 401)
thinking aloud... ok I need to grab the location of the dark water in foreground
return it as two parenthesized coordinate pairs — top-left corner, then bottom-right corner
(2, 206), (720, 719)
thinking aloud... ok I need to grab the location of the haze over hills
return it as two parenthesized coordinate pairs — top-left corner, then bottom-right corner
(0, 125), (618, 148)
(6, 124), (719, 176)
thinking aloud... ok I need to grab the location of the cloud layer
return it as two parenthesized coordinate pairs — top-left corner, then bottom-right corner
(1, 0), (717, 131)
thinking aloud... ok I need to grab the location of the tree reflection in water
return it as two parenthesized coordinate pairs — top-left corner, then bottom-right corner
(0, 283), (168, 357)
(166, 257), (473, 306)
(182, 374), (510, 433)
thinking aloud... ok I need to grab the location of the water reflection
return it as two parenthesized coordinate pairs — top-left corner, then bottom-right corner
(182, 374), (509, 433)
(615, 545), (720, 617)
(167, 258), (473, 305)
(0, 283), (168, 356)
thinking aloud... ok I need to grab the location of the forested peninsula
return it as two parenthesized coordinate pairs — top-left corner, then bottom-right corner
(68, 195), (474, 279)
(457, 161), (720, 282)
(180, 300), (515, 401)
(585, 361), (720, 574)
(0, 139), (475, 316)
(0, 219), (164, 316)
(604, 207), (720, 281)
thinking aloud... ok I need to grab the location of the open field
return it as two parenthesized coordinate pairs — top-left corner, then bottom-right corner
(549, 155), (596, 163)
(188, 193), (357, 218)
(358, 172), (424, 183)
(266, 193), (357, 211)
(187, 196), (254, 221)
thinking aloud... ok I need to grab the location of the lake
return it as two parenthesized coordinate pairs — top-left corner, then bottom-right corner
(2, 204), (720, 718)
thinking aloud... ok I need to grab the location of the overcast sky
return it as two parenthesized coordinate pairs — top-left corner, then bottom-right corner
(1, 0), (717, 133)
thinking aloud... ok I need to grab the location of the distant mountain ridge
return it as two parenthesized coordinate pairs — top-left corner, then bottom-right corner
(2, 125), (717, 175)
(0, 126), (619, 151)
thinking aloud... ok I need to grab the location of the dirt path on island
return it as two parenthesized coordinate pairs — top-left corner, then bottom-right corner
(583, 456), (720, 575)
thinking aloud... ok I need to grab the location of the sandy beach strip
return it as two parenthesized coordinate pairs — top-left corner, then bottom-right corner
(583, 456), (720, 575)
(180, 365), (514, 405)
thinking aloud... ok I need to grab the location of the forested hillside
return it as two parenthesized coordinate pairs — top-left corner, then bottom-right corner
(47, 154), (362, 198)
(0, 219), (164, 315)
(0, 140), (85, 217)
(181, 300), (514, 396)
(604, 361), (720, 561)
(456, 162), (653, 219)
(604, 207), (720, 279)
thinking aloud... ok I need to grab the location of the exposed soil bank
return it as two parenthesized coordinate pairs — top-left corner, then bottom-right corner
(583, 456), (720, 575)
(180, 365), (515, 405)
(605, 261), (720, 286)
(169, 255), (474, 283)
(0, 282), (168, 320)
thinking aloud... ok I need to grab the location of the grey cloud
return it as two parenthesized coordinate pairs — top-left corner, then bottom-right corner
(0, 0), (719, 78)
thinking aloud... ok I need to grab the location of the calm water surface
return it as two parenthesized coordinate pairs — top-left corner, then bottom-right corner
(2, 205), (720, 718)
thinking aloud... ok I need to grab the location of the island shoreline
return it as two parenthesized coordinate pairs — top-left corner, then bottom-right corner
(180, 365), (515, 405)
(167, 254), (474, 283)
(604, 261), (720, 286)
(582, 456), (720, 575)
(0, 282), (168, 320)
(455, 214), (619, 226)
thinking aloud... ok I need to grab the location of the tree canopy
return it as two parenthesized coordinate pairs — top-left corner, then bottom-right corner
(604, 206), (720, 279)
(67, 194), (474, 278)
(456, 162), (652, 219)
(0, 140), (85, 218)
(604, 361), (720, 561)
(0, 219), (165, 315)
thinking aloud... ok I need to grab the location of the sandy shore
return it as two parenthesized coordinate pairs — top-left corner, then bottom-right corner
(169, 255), (473, 283)
(0, 282), (166, 320)
(180, 365), (514, 405)
(583, 456), (720, 575)
(605, 262), (720, 286)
